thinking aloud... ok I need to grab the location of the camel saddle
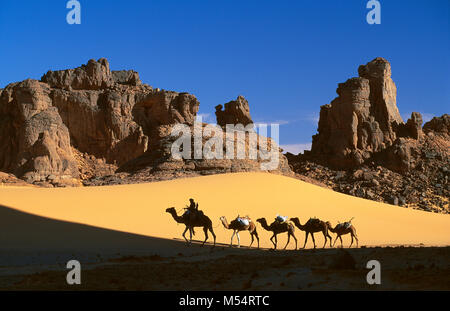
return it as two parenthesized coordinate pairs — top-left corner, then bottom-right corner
(183, 208), (204, 219)
(275, 215), (288, 223)
(306, 217), (321, 226)
(336, 221), (352, 230)
(236, 216), (250, 227)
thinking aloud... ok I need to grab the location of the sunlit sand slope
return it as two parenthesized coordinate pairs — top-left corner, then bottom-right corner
(0, 172), (449, 250)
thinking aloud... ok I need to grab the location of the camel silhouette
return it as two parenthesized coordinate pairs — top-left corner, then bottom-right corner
(327, 220), (359, 248)
(256, 218), (297, 250)
(219, 216), (259, 249)
(290, 217), (332, 249)
(165, 207), (216, 247)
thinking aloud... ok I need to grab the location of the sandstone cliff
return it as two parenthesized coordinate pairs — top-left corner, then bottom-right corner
(0, 58), (290, 186)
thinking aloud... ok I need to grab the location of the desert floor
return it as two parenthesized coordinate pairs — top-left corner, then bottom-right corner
(3, 246), (449, 290)
(0, 172), (449, 290)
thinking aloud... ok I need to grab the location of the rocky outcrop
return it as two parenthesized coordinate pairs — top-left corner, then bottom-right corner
(310, 57), (424, 169)
(111, 94), (291, 184)
(112, 70), (141, 86)
(423, 114), (450, 135)
(0, 59), (201, 185)
(0, 172), (35, 187)
(406, 112), (423, 139)
(0, 58), (290, 186)
(358, 57), (403, 138)
(112, 122), (291, 183)
(41, 58), (115, 90)
(0, 79), (79, 185)
(215, 95), (253, 127)
(287, 153), (449, 214)
(288, 57), (449, 213)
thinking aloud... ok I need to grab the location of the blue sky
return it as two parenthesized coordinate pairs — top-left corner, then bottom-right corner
(0, 0), (449, 153)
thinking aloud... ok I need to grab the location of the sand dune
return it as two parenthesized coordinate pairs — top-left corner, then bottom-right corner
(0, 172), (449, 252)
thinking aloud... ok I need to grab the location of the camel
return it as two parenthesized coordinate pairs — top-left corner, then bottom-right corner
(165, 207), (216, 247)
(256, 218), (297, 250)
(326, 219), (359, 248)
(219, 216), (259, 249)
(290, 217), (332, 249)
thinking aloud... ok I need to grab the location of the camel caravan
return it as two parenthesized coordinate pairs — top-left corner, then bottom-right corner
(166, 199), (358, 250)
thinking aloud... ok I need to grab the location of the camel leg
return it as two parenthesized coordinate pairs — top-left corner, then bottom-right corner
(237, 232), (241, 248)
(182, 226), (189, 244)
(249, 232), (254, 248)
(274, 234), (278, 250)
(292, 232), (298, 250)
(189, 227), (193, 244)
(255, 230), (260, 249)
(311, 233), (316, 249)
(350, 234), (354, 248)
(322, 231), (327, 248)
(283, 233), (291, 250)
(270, 234), (276, 249)
(210, 227), (216, 247)
(303, 232), (309, 249)
(251, 230), (259, 249)
(339, 235), (343, 248)
(284, 232), (297, 250)
(351, 229), (359, 248)
(201, 226), (209, 246)
(327, 233), (333, 247)
(332, 235), (339, 247)
(230, 230), (235, 247)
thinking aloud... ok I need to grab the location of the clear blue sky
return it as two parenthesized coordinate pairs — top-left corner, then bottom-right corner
(0, 0), (449, 153)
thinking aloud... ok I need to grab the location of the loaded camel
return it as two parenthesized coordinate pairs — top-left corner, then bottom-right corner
(290, 217), (332, 249)
(326, 218), (359, 248)
(219, 216), (259, 249)
(165, 207), (216, 247)
(256, 218), (297, 250)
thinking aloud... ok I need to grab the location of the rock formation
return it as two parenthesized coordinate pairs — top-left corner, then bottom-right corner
(311, 57), (405, 168)
(215, 95), (253, 127)
(0, 79), (79, 186)
(288, 57), (449, 213)
(423, 114), (450, 135)
(0, 58), (290, 187)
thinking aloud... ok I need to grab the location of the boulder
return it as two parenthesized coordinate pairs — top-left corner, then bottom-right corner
(215, 95), (253, 127)
(112, 70), (141, 86)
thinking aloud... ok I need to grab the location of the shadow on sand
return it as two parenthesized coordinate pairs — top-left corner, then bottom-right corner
(0, 204), (215, 269)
